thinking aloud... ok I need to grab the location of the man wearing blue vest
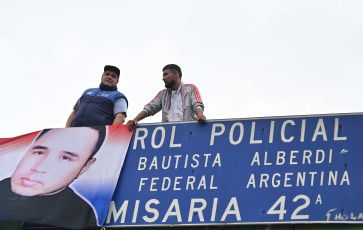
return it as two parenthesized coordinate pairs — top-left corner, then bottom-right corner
(66, 65), (128, 127)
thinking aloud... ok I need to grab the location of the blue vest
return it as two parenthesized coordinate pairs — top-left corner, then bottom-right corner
(71, 88), (127, 127)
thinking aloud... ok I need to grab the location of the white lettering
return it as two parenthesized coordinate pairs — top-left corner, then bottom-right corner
(281, 120), (295, 142)
(151, 127), (165, 149)
(170, 126), (182, 147)
(133, 128), (148, 149)
(210, 123), (225, 145)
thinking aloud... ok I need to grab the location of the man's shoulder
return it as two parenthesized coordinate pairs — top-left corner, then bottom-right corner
(153, 88), (168, 98)
(81, 88), (100, 96)
(0, 177), (10, 183)
(183, 83), (199, 88)
(145, 89), (168, 106)
(0, 177), (11, 189)
(114, 90), (126, 97)
(183, 83), (201, 92)
(60, 187), (93, 209)
(62, 187), (84, 199)
(46, 187), (97, 227)
(158, 88), (168, 94)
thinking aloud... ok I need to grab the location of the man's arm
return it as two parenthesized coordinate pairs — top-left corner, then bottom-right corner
(143, 89), (165, 116)
(113, 98), (127, 125)
(127, 90), (165, 131)
(113, 113), (126, 125)
(127, 111), (147, 131)
(66, 109), (78, 127)
(189, 84), (206, 122)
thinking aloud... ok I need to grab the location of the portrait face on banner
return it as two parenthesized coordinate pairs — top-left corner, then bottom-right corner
(0, 125), (133, 228)
(11, 127), (99, 196)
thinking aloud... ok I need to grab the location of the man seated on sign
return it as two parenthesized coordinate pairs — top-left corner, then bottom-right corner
(0, 127), (106, 228)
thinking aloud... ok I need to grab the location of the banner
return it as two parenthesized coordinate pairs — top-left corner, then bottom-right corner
(0, 125), (133, 229)
(106, 113), (363, 227)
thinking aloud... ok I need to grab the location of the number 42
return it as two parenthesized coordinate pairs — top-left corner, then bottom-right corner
(267, 195), (310, 220)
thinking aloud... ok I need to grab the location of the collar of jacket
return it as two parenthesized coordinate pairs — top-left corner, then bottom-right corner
(99, 83), (118, 91)
(167, 81), (184, 93)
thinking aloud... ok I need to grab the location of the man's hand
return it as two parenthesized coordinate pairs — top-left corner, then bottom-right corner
(112, 113), (126, 125)
(127, 120), (138, 131)
(195, 108), (206, 122)
(196, 114), (206, 122)
(127, 111), (147, 131)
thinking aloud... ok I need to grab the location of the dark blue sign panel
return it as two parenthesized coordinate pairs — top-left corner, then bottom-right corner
(106, 114), (363, 227)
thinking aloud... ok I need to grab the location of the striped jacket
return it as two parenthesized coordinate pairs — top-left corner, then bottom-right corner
(143, 82), (204, 122)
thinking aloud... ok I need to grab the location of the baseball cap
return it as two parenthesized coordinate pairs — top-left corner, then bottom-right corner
(104, 65), (120, 78)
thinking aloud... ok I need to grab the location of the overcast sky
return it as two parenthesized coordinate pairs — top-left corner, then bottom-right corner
(1, 0), (362, 137)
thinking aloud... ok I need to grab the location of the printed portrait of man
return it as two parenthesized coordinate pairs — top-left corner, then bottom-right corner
(0, 126), (106, 228)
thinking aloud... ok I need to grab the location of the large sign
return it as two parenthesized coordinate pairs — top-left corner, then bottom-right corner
(0, 126), (132, 229)
(106, 113), (363, 227)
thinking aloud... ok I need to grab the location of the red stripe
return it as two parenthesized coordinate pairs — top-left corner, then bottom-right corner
(181, 87), (184, 120)
(185, 84), (202, 103)
(146, 89), (167, 105)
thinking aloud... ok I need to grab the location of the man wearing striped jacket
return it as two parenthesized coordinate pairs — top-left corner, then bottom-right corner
(127, 64), (206, 131)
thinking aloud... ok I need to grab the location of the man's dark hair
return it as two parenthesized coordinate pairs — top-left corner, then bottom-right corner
(163, 64), (182, 79)
(36, 126), (107, 160)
